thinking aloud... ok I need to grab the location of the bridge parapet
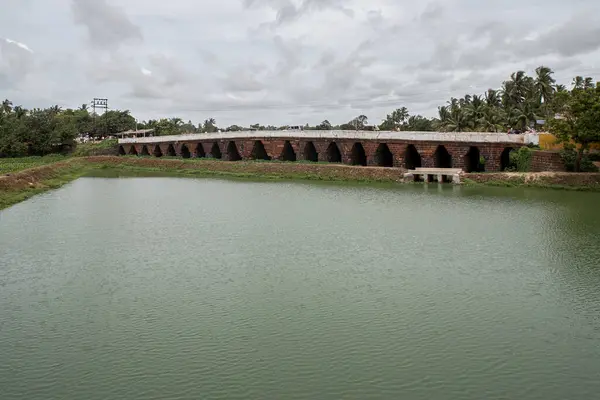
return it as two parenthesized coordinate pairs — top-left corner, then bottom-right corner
(119, 130), (528, 145)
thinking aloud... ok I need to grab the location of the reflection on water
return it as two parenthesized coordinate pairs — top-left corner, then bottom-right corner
(1, 178), (600, 400)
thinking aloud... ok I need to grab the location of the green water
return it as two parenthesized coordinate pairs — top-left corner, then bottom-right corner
(1, 178), (600, 399)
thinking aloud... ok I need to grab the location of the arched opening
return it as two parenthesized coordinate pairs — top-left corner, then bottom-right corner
(434, 145), (452, 168)
(350, 143), (367, 166)
(195, 143), (206, 158)
(153, 145), (163, 158)
(326, 142), (342, 163)
(374, 144), (394, 167)
(405, 145), (422, 170)
(280, 141), (296, 162)
(250, 140), (271, 161)
(303, 142), (318, 162)
(210, 143), (222, 159)
(464, 146), (483, 172)
(166, 144), (176, 157)
(128, 146), (138, 156)
(118, 146), (126, 156)
(180, 144), (191, 159)
(501, 147), (513, 171)
(141, 146), (150, 156)
(226, 141), (242, 161)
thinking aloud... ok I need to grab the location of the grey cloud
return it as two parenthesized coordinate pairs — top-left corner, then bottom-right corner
(71, 0), (142, 49)
(243, 0), (353, 26)
(0, 39), (35, 89)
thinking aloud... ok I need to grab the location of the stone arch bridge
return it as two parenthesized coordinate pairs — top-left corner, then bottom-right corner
(118, 131), (529, 172)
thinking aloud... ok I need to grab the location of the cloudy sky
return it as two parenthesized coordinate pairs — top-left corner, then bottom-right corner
(1, 0), (599, 127)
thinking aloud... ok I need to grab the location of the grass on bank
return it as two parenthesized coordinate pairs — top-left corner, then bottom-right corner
(0, 155), (68, 174)
(71, 139), (118, 156)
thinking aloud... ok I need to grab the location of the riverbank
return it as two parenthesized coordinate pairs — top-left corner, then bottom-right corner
(464, 172), (600, 191)
(3, 156), (600, 210)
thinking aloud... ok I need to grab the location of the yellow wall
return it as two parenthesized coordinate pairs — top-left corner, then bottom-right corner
(538, 133), (600, 151)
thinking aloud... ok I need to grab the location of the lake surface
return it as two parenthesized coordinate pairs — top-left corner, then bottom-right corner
(1, 177), (600, 399)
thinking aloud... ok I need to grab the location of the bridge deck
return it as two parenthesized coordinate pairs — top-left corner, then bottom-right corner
(119, 130), (529, 145)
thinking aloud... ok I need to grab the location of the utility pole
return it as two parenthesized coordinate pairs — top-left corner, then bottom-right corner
(92, 98), (108, 138)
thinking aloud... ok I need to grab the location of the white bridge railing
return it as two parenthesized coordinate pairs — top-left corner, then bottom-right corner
(119, 130), (532, 145)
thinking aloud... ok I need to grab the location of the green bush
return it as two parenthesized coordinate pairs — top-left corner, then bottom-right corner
(507, 147), (532, 172)
(560, 145), (599, 172)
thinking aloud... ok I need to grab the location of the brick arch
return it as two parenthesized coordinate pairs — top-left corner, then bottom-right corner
(118, 145), (126, 155)
(209, 143), (222, 159)
(464, 146), (483, 172)
(303, 141), (318, 162)
(326, 142), (342, 163)
(166, 144), (176, 157)
(180, 143), (191, 159)
(128, 145), (138, 156)
(226, 141), (242, 161)
(374, 143), (394, 167)
(250, 140), (271, 161)
(141, 145), (150, 156)
(195, 143), (206, 158)
(153, 145), (163, 157)
(350, 142), (367, 166)
(501, 147), (514, 171)
(434, 145), (452, 168)
(405, 144), (422, 169)
(280, 140), (297, 162)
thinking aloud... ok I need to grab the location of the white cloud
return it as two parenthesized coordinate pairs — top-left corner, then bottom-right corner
(0, 0), (599, 126)
(4, 38), (34, 53)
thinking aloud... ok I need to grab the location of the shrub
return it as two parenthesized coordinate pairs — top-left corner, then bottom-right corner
(508, 147), (532, 172)
(560, 144), (599, 172)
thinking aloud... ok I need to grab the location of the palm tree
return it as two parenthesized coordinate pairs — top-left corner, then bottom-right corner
(534, 66), (555, 103)
(478, 106), (505, 132)
(484, 89), (501, 108)
(572, 76), (584, 89)
(1, 99), (13, 114)
(465, 95), (485, 127)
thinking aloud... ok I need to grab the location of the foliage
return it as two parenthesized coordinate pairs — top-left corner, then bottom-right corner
(559, 144), (599, 172)
(72, 139), (119, 157)
(507, 147), (532, 172)
(0, 155), (67, 174)
(547, 82), (600, 171)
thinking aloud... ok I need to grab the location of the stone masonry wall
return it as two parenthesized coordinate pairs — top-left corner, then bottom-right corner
(124, 138), (522, 172)
(530, 151), (566, 172)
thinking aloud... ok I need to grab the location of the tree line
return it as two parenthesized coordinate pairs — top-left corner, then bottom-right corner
(1, 66), (599, 160)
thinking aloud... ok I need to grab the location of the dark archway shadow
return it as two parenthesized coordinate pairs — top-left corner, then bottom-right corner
(128, 146), (138, 156)
(210, 143), (222, 159)
(501, 147), (513, 171)
(464, 146), (483, 172)
(434, 145), (452, 168)
(326, 142), (342, 163)
(350, 143), (367, 166)
(375, 144), (394, 167)
(405, 145), (422, 169)
(153, 145), (163, 157)
(167, 144), (176, 157)
(226, 141), (242, 161)
(118, 146), (126, 156)
(280, 141), (297, 162)
(181, 144), (191, 159)
(196, 143), (206, 158)
(141, 146), (150, 156)
(303, 142), (318, 162)
(250, 140), (271, 160)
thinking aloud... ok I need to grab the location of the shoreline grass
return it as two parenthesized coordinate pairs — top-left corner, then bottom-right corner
(2, 156), (600, 210)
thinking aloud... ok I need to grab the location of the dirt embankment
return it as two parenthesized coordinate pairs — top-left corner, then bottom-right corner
(0, 160), (79, 191)
(465, 171), (600, 189)
(83, 156), (405, 182)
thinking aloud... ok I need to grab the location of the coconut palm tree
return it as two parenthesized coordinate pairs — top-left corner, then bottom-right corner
(1, 99), (13, 114)
(484, 89), (501, 108)
(478, 106), (505, 132)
